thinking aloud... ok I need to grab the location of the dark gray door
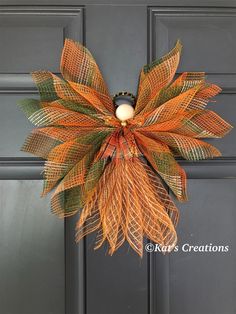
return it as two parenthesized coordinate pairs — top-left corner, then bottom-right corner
(0, 2), (235, 314)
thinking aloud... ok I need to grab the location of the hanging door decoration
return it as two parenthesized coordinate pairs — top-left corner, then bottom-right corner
(18, 39), (232, 256)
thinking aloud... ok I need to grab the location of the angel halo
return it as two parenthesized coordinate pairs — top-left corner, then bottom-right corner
(18, 38), (232, 257)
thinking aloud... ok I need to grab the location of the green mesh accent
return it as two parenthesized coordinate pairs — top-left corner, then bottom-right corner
(56, 186), (83, 216)
(157, 86), (183, 107)
(77, 130), (112, 145)
(17, 99), (41, 118)
(36, 77), (58, 102)
(152, 152), (177, 173)
(84, 159), (107, 193)
(56, 99), (98, 115)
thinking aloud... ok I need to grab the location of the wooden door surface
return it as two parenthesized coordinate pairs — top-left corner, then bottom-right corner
(0, 1), (235, 314)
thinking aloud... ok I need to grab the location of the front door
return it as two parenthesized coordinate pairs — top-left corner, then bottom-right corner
(0, 1), (235, 314)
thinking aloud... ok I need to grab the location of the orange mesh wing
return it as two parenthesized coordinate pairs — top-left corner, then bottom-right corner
(61, 38), (110, 97)
(135, 40), (182, 115)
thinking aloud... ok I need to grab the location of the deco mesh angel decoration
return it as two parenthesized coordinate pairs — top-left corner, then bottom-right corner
(18, 39), (232, 256)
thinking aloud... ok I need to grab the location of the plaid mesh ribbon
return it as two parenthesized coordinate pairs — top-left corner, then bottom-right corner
(18, 39), (232, 256)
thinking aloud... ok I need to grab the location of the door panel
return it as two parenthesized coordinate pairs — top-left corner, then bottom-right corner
(152, 178), (236, 314)
(0, 6), (84, 157)
(0, 180), (64, 314)
(86, 236), (148, 314)
(169, 179), (236, 314)
(0, 5), (84, 314)
(0, 93), (37, 157)
(149, 7), (236, 156)
(150, 8), (236, 73)
(0, 6), (83, 73)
